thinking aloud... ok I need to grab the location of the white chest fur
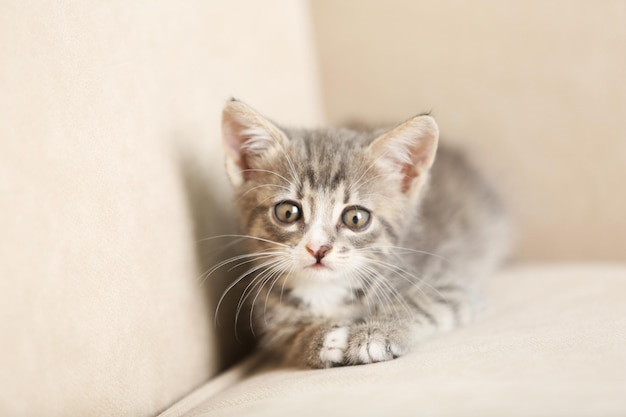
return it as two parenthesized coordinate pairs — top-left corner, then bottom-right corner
(289, 278), (359, 318)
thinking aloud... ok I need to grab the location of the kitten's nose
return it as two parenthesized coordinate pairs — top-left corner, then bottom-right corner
(306, 244), (332, 262)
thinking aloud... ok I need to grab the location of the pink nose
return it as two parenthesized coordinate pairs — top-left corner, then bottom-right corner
(306, 244), (332, 263)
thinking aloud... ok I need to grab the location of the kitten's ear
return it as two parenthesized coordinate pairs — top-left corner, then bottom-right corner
(368, 115), (439, 196)
(222, 99), (290, 187)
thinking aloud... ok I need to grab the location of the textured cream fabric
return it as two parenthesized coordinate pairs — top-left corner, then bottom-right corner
(162, 264), (626, 417)
(310, 0), (626, 261)
(3, 2), (624, 416)
(0, 1), (322, 416)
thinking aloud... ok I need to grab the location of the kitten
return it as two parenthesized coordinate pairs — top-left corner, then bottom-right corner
(220, 99), (510, 368)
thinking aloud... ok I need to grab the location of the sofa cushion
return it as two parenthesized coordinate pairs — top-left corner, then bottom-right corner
(160, 264), (626, 417)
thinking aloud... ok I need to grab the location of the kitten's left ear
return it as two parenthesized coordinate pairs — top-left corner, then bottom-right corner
(368, 114), (439, 196)
(222, 99), (290, 187)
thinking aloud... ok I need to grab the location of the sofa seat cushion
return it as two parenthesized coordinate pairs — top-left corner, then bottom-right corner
(160, 264), (626, 417)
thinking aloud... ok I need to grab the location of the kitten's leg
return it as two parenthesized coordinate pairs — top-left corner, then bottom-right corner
(251, 290), (348, 368)
(258, 312), (351, 368)
(255, 283), (473, 368)
(343, 283), (475, 365)
(255, 289), (414, 368)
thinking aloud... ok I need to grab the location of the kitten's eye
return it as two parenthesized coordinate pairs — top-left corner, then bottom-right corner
(274, 201), (302, 224)
(341, 207), (371, 231)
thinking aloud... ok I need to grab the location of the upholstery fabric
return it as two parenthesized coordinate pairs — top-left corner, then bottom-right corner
(0, 1), (322, 416)
(3, 1), (624, 416)
(161, 264), (626, 417)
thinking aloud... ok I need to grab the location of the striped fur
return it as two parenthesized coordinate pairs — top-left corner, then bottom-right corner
(221, 100), (510, 368)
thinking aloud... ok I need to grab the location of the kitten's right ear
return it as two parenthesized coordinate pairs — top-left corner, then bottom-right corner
(221, 99), (289, 187)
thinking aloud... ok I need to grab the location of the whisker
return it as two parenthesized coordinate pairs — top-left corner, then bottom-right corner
(193, 237), (247, 260)
(197, 249), (286, 286)
(345, 269), (373, 316)
(343, 269), (363, 310)
(359, 265), (406, 320)
(240, 168), (293, 186)
(352, 172), (395, 191)
(354, 266), (391, 317)
(360, 245), (449, 262)
(356, 191), (397, 207)
(239, 183), (291, 201)
(197, 234), (290, 248)
(233, 257), (286, 319)
(232, 259), (290, 339)
(362, 264), (415, 321)
(215, 257), (285, 327)
(246, 265), (285, 337)
(279, 263), (296, 304)
(368, 259), (450, 305)
(349, 152), (388, 193)
(276, 143), (302, 188)
(262, 260), (292, 325)
(226, 251), (287, 273)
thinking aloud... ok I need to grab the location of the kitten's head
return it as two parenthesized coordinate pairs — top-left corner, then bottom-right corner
(221, 100), (438, 287)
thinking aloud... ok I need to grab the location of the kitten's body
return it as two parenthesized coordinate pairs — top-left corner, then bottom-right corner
(221, 100), (509, 368)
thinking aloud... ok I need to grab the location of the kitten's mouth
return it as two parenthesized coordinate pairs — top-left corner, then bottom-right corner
(306, 262), (331, 271)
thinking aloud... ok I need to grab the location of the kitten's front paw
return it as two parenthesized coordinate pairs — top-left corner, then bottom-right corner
(345, 321), (408, 365)
(319, 326), (349, 366)
(314, 322), (408, 368)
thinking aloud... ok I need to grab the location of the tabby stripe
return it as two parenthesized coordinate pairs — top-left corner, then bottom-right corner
(346, 229), (381, 247)
(247, 205), (269, 230)
(305, 167), (315, 185)
(405, 297), (437, 325)
(330, 164), (346, 189)
(343, 187), (350, 204)
(377, 217), (399, 242)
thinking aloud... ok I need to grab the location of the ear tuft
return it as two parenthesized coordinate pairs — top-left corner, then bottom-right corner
(368, 115), (439, 195)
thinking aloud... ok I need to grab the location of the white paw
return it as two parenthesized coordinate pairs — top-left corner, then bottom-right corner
(357, 339), (405, 363)
(345, 323), (408, 365)
(358, 339), (385, 363)
(320, 326), (349, 364)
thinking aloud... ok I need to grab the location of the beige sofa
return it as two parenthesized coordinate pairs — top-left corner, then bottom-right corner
(1, 2), (624, 416)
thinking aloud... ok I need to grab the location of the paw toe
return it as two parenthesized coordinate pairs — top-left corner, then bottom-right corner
(362, 340), (389, 363)
(319, 326), (349, 364)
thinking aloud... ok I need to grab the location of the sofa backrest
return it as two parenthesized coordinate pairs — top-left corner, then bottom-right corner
(0, 1), (322, 416)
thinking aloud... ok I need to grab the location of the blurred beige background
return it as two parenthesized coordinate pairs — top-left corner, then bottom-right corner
(310, 0), (626, 261)
(1, 1), (624, 416)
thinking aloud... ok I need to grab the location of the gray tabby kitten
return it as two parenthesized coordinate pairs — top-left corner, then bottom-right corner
(221, 99), (509, 369)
